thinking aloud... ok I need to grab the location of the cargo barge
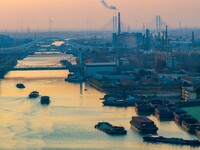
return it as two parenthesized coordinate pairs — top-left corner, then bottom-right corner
(182, 118), (200, 133)
(103, 99), (134, 107)
(95, 122), (127, 135)
(130, 116), (158, 134)
(173, 108), (192, 125)
(149, 100), (164, 110)
(135, 100), (153, 113)
(155, 107), (173, 120)
(143, 135), (200, 146)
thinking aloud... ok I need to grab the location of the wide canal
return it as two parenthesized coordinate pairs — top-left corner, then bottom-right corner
(0, 52), (199, 149)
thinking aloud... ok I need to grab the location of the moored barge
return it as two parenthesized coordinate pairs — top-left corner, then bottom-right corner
(103, 99), (134, 107)
(173, 109), (192, 125)
(135, 100), (153, 112)
(155, 107), (173, 120)
(182, 118), (200, 133)
(149, 100), (164, 110)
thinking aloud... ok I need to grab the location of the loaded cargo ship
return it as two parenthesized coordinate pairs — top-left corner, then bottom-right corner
(95, 122), (127, 135)
(130, 116), (158, 134)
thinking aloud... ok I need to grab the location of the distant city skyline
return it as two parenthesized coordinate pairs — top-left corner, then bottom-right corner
(0, 0), (200, 32)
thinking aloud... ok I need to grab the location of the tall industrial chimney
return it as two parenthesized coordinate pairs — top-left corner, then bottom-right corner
(118, 12), (121, 35)
(113, 16), (115, 32)
(113, 16), (118, 33)
(156, 15), (161, 32)
(192, 31), (195, 48)
(165, 26), (168, 46)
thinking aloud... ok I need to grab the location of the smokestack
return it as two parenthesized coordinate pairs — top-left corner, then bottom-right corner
(165, 26), (168, 46)
(179, 21), (182, 31)
(192, 31), (195, 48)
(118, 12), (121, 35)
(156, 15), (161, 32)
(115, 16), (117, 32)
(113, 16), (115, 32)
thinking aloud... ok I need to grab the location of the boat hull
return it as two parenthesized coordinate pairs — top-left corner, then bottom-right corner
(95, 122), (127, 135)
(130, 121), (158, 134)
(143, 136), (200, 146)
(182, 122), (200, 134)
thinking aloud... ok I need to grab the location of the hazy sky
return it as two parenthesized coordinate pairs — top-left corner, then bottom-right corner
(0, 0), (200, 31)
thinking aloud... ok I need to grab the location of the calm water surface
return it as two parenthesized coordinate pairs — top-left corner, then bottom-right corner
(0, 53), (199, 150)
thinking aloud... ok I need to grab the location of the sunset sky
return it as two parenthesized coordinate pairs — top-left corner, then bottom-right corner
(0, 0), (200, 31)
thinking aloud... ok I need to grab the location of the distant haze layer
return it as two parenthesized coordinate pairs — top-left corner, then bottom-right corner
(0, 0), (200, 31)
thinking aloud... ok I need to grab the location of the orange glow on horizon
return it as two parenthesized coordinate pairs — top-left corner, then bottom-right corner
(0, 0), (199, 31)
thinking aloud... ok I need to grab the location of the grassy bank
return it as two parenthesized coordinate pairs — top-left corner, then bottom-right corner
(184, 106), (200, 120)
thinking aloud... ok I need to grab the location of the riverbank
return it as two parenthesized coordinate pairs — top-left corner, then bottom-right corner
(88, 78), (200, 108)
(176, 100), (200, 108)
(0, 54), (17, 78)
(87, 78), (180, 96)
(88, 79), (105, 93)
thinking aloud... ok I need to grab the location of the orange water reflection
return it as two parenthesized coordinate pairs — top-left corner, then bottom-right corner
(0, 71), (199, 149)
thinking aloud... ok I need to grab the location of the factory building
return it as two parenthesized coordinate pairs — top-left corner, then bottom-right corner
(84, 63), (117, 77)
(112, 12), (143, 48)
(117, 32), (140, 48)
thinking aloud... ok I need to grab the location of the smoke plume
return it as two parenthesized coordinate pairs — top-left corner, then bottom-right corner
(100, 0), (117, 10)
